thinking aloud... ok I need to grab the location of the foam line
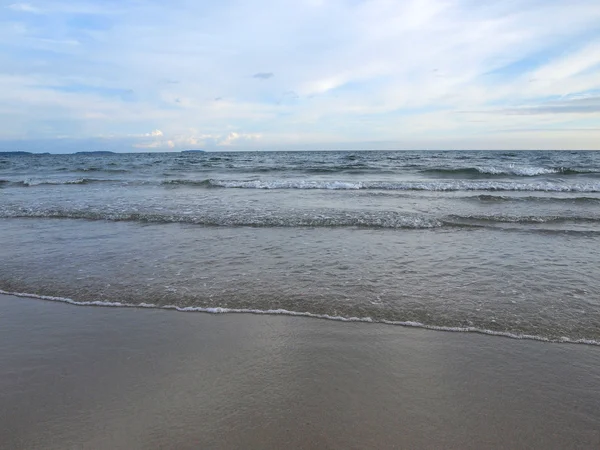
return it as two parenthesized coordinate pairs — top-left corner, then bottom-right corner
(1, 289), (598, 346)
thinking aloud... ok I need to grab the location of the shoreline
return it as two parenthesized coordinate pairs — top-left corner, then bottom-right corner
(2, 293), (599, 449)
(2, 288), (598, 346)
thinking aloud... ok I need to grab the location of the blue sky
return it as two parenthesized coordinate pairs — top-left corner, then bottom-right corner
(1, 0), (600, 152)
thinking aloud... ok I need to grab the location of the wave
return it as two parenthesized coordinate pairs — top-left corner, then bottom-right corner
(74, 167), (130, 173)
(2, 289), (598, 346)
(183, 179), (600, 192)
(256, 165), (373, 174)
(162, 179), (213, 187)
(446, 214), (600, 224)
(6, 177), (600, 192)
(470, 194), (600, 203)
(0, 209), (448, 229)
(162, 163), (386, 175)
(3, 208), (600, 231)
(4, 178), (112, 187)
(422, 166), (600, 177)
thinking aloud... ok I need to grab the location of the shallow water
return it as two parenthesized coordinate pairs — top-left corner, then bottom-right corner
(1, 150), (599, 342)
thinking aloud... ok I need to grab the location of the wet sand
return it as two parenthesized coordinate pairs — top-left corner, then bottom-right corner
(1, 293), (599, 450)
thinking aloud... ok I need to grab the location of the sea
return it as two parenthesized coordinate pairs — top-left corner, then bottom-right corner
(1, 150), (599, 344)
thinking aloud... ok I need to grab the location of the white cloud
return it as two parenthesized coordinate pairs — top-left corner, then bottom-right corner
(7, 3), (42, 14)
(529, 40), (600, 88)
(131, 129), (167, 148)
(218, 132), (261, 146)
(1, 0), (600, 150)
(128, 130), (261, 150)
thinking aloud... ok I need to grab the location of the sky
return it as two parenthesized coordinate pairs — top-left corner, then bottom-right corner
(1, 0), (600, 152)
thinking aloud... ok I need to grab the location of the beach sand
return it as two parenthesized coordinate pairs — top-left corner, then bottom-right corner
(1, 293), (599, 450)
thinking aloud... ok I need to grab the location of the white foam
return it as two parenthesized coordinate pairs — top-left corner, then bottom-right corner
(211, 179), (366, 190)
(476, 166), (560, 176)
(208, 179), (600, 192)
(21, 178), (89, 186)
(0, 208), (446, 229)
(1, 289), (598, 346)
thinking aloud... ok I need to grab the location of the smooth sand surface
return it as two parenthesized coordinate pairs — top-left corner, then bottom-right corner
(1, 293), (599, 450)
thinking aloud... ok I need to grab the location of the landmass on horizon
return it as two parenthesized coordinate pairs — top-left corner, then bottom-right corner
(0, 150), (208, 155)
(0, 151), (50, 156)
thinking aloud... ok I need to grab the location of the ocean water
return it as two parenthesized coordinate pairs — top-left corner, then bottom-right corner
(1, 150), (599, 343)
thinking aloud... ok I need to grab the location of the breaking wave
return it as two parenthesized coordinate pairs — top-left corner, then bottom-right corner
(445, 214), (600, 224)
(3, 207), (599, 231)
(0, 208), (447, 229)
(469, 194), (600, 203)
(422, 166), (599, 177)
(2, 178), (112, 187)
(162, 179), (213, 187)
(176, 178), (600, 192)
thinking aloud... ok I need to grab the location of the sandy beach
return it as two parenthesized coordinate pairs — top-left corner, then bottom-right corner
(1, 293), (599, 449)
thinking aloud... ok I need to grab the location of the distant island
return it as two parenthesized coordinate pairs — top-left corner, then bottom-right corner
(75, 151), (116, 155)
(182, 149), (205, 153)
(0, 151), (34, 156)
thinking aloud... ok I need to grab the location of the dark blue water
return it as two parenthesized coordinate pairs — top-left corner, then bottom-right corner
(1, 150), (599, 342)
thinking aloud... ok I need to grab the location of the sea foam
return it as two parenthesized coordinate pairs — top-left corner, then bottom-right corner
(205, 179), (600, 192)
